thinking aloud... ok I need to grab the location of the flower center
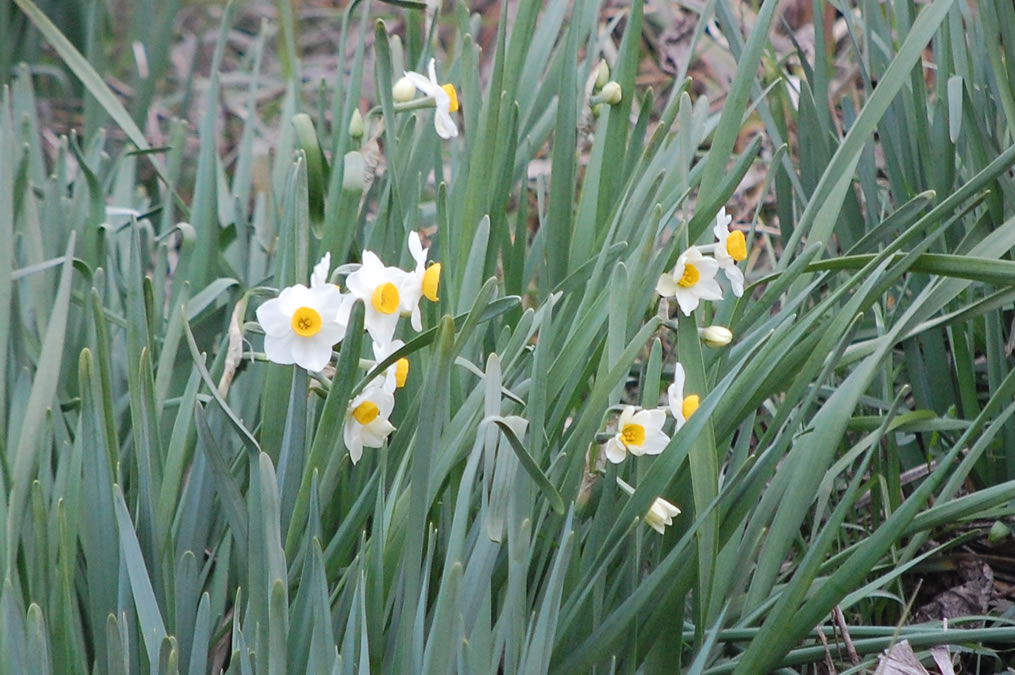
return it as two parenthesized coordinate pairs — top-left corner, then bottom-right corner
(352, 401), (380, 425)
(678, 263), (700, 288)
(442, 84), (459, 112)
(290, 306), (322, 337)
(423, 263), (441, 302)
(726, 231), (747, 261)
(395, 358), (409, 388)
(682, 395), (700, 420)
(371, 282), (400, 314)
(620, 423), (645, 447)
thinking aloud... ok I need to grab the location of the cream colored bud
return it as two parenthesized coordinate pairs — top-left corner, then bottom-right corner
(349, 108), (364, 139)
(392, 76), (417, 103)
(601, 81), (622, 105)
(701, 325), (733, 348)
(596, 59), (610, 89)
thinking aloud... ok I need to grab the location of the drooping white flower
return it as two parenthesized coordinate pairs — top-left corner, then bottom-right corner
(667, 363), (700, 431)
(713, 207), (747, 297)
(345, 251), (409, 346)
(255, 281), (348, 372)
(403, 58), (459, 139)
(604, 406), (669, 464)
(655, 246), (723, 316)
(344, 384), (396, 465)
(615, 477), (681, 535)
(645, 496), (681, 534)
(372, 339), (409, 393)
(399, 231), (441, 331)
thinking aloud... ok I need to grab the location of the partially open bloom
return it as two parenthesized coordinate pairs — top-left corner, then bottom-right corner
(667, 363), (700, 431)
(399, 231), (441, 331)
(604, 406), (669, 464)
(615, 477), (681, 535)
(403, 58), (459, 139)
(373, 339), (409, 393)
(645, 496), (681, 534)
(255, 278), (347, 373)
(656, 246), (723, 316)
(344, 384), (396, 464)
(713, 207), (747, 297)
(345, 252), (408, 345)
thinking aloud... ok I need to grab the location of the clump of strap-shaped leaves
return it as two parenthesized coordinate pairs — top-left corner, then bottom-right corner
(4, 0), (1015, 673)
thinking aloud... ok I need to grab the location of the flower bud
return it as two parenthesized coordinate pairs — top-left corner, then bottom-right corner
(595, 59), (610, 89)
(601, 81), (622, 105)
(700, 325), (733, 348)
(392, 76), (417, 103)
(348, 108), (364, 139)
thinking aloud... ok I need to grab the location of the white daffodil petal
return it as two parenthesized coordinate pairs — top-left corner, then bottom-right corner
(693, 256), (720, 277)
(363, 419), (396, 447)
(605, 438), (627, 464)
(725, 265), (745, 297)
(634, 408), (667, 429)
(695, 278), (725, 301)
(404, 71), (436, 96)
(256, 297), (292, 336)
(656, 272), (678, 298)
(640, 428), (670, 455)
(408, 231), (425, 264)
(311, 253), (332, 288)
(263, 333), (297, 365)
(345, 428), (364, 464)
(674, 289), (701, 316)
(434, 110), (458, 139)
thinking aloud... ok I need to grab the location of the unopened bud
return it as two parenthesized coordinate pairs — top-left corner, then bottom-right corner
(700, 325), (733, 348)
(349, 108), (364, 139)
(392, 76), (416, 103)
(601, 81), (622, 105)
(595, 59), (610, 89)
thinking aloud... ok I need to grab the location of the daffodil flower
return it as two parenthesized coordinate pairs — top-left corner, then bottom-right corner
(345, 251), (408, 346)
(344, 384), (396, 464)
(255, 279), (348, 373)
(604, 406), (669, 464)
(372, 339), (409, 393)
(403, 58), (459, 139)
(616, 477), (681, 535)
(645, 496), (681, 534)
(713, 207), (747, 296)
(656, 246), (723, 316)
(667, 363), (700, 431)
(399, 231), (441, 331)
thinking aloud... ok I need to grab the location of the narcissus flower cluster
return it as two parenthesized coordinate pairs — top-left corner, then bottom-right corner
(256, 232), (441, 465)
(656, 208), (748, 314)
(592, 209), (749, 534)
